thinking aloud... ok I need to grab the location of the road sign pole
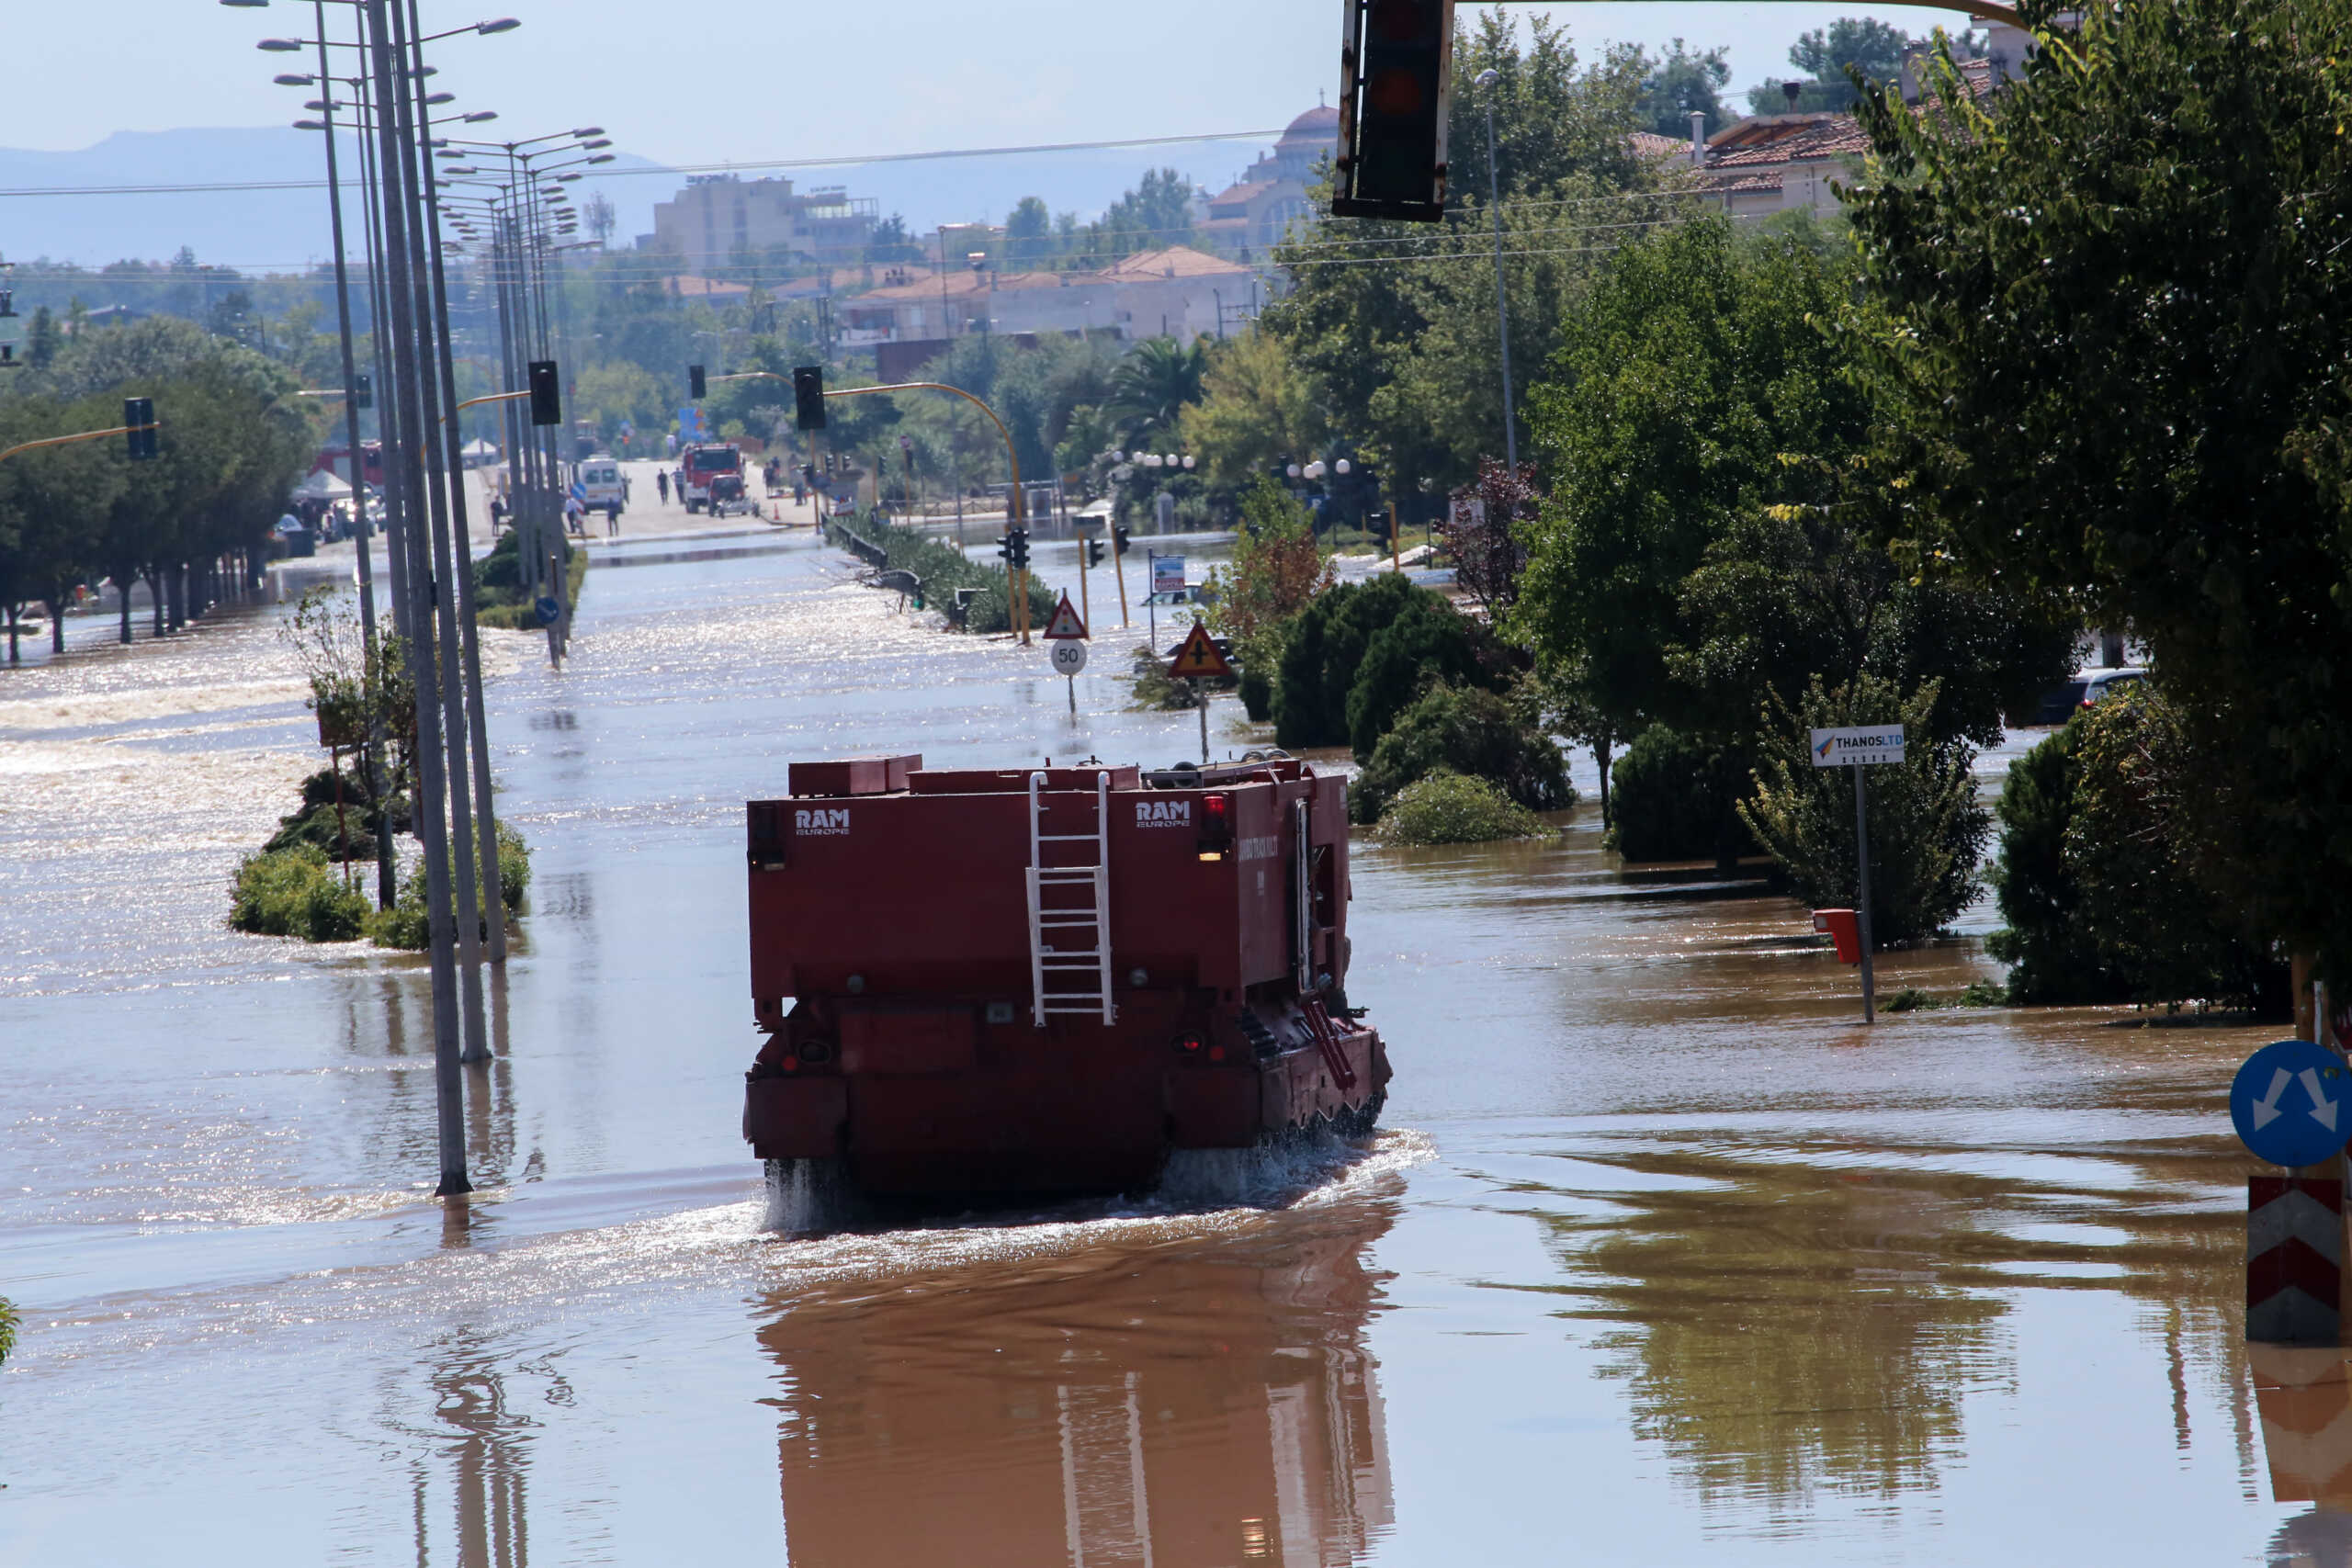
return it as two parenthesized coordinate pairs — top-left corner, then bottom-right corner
(1068, 675), (1077, 716)
(1147, 554), (1158, 649)
(1079, 536), (1091, 631)
(1112, 535), (1131, 628)
(1854, 760), (1875, 1024)
(1195, 680), (1208, 762)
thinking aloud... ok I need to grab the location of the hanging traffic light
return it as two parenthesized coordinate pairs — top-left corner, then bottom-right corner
(526, 360), (561, 426)
(1009, 527), (1030, 571)
(123, 397), (158, 460)
(1114, 524), (1131, 557)
(1084, 537), (1104, 569)
(793, 366), (827, 431)
(353, 372), (372, 411)
(689, 364), (707, 400)
(1332, 0), (1455, 222)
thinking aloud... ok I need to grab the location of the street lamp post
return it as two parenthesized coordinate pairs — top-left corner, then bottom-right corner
(1475, 68), (1518, 471)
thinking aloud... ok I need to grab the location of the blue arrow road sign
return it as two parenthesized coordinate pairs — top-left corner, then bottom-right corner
(2232, 1039), (2352, 1167)
(535, 596), (560, 627)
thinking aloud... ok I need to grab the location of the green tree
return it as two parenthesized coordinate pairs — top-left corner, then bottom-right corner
(25, 305), (59, 369)
(866, 213), (924, 264)
(1637, 39), (1733, 138)
(0, 392), (124, 659)
(1175, 330), (1331, 491)
(1101, 168), (1195, 254)
(1352, 682), (1571, 823)
(1005, 197), (1055, 266)
(1740, 674), (1990, 946)
(1264, 13), (1662, 498)
(1749, 17), (1927, 114)
(1849, 0), (2352, 977)
(1516, 215), (2069, 816)
(1106, 336), (1207, 449)
(1273, 572), (1503, 754)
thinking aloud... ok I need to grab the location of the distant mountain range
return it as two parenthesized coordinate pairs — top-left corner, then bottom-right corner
(0, 127), (1283, 276)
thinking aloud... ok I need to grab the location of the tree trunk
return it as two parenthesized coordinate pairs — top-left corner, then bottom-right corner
(45, 595), (66, 655)
(6, 603), (18, 664)
(117, 577), (133, 644)
(145, 572), (164, 637)
(1594, 736), (1612, 830)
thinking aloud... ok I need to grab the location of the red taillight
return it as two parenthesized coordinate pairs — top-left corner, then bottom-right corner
(1198, 793), (1233, 860)
(1177, 1032), (1204, 1055)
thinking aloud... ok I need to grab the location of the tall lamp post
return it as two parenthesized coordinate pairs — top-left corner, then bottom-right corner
(1474, 67), (1518, 470)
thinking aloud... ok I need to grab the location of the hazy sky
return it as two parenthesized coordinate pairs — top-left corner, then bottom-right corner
(10, 2), (1983, 168)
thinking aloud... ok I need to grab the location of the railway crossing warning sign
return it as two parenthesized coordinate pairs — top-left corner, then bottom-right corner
(1167, 622), (1232, 681)
(1042, 592), (1089, 641)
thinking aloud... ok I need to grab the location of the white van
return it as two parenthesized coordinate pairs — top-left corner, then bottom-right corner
(571, 456), (626, 513)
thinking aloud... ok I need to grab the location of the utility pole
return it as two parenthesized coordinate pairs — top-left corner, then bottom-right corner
(311, 0), (396, 912)
(363, 0), (467, 1196)
(385, 0), (489, 1070)
(1475, 68), (1519, 471)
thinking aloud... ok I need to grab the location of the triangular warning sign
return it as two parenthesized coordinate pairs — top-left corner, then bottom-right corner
(1167, 621), (1233, 680)
(1042, 591), (1089, 641)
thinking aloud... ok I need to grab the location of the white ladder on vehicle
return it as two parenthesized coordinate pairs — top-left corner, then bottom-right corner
(1027, 771), (1116, 1027)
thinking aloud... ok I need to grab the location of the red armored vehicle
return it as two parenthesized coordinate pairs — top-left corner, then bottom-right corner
(741, 753), (1389, 1197)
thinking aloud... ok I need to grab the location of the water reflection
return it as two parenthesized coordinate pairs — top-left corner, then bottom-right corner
(2259, 1349), (2352, 1565)
(381, 1326), (560, 1568)
(753, 1201), (1396, 1567)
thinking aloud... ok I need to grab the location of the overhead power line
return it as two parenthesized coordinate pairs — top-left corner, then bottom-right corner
(0, 128), (1288, 203)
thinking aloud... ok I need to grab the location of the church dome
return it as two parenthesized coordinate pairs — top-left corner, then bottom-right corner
(1278, 104), (1341, 146)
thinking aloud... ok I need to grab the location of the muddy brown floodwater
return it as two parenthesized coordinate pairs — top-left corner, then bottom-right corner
(0, 526), (2323, 1565)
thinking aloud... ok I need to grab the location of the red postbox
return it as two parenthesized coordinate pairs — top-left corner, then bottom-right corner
(1813, 908), (1861, 965)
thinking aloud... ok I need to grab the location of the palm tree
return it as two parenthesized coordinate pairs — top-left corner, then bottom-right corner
(1107, 336), (1208, 447)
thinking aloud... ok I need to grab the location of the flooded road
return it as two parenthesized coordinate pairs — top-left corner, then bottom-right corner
(0, 528), (2312, 1564)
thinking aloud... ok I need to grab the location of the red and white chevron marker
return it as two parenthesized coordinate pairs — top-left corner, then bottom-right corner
(2251, 1177), (2344, 1345)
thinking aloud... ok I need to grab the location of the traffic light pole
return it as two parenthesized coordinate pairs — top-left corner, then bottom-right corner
(1110, 526), (1131, 629)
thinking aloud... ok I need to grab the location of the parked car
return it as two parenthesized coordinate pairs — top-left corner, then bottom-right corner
(2018, 667), (2148, 727)
(2080, 668), (2147, 707)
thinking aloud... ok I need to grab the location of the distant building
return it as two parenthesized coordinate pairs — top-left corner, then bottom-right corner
(1197, 105), (1340, 259)
(662, 274), (752, 305)
(839, 243), (1257, 374)
(643, 175), (879, 272)
(1689, 56), (2003, 219)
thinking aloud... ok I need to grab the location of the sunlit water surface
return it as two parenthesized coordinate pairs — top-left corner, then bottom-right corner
(0, 530), (2319, 1565)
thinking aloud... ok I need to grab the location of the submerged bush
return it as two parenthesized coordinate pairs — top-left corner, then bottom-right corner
(1607, 725), (1756, 864)
(1351, 682), (1572, 823)
(230, 845), (371, 942)
(370, 825), (533, 951)
(495, 821), (531, 913)
(264, 801), (379, 863)
(1988, 689), (2284, 1010)
(1126, 643), (1203, 710)
(835, 514), (1054, 635)
(1374, 771), (1549, 846)
(0, 1295), (17, 1366)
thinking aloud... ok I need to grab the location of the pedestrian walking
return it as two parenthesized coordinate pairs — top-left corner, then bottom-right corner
(605, 501), (620, 537)
(656, 470), (669, 504)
